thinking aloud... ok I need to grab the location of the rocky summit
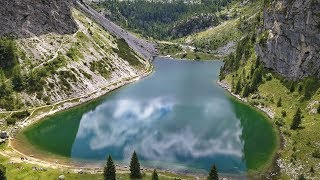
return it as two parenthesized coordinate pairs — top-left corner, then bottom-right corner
(256, 0), (320, 79)
(0, 0), (77, 37)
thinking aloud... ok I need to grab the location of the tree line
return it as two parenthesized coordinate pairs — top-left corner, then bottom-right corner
(104, 151), (219, 180)
(92, 0), (232, 40)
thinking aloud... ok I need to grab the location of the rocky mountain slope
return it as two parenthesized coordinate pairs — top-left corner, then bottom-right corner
(0, 0), (150, 110)
(256, 0), (320, 79)
(0, 0), (77, 37)
(219, 0), (320, 179)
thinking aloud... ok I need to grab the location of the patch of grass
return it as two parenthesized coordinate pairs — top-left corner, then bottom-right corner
(89, 59), (111, 78)
(158, 43), (183, 55)
(66, 47), (83, 61)
(11, 110), (30, 120)
(113, 38), (142, 67)
(0, 144), (197, 180)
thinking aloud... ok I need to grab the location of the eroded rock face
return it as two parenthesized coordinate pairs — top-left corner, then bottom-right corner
(0, 0), (78, 37)
(255, 0), (320, 79)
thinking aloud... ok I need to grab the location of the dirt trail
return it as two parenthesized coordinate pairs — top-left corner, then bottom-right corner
(75, 0), (158, 60)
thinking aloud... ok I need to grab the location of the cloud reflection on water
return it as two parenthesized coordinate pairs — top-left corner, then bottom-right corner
(73, 96), (244, 163)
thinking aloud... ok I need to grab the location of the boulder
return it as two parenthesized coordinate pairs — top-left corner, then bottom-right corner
(0, 131), (8, 139)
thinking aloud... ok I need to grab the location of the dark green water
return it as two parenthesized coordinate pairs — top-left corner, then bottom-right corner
(22, 58), (277, 174)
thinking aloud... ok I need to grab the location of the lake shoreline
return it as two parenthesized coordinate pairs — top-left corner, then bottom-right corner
(4, 61), (157, 175)
(4, 58), (279, 179)
(217, 79), (282, 179)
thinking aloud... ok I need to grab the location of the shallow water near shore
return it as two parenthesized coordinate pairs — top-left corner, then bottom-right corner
(20, 57), (277, 175)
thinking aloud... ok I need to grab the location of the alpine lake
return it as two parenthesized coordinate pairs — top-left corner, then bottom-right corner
(15, 57), (278, 176)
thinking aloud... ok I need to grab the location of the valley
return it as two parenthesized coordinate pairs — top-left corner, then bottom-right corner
(0, 0), (319, 179)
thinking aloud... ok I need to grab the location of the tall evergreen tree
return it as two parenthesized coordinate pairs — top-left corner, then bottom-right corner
(12, 65), (24, 91)
(151, 169), (158, 180)
(0, 164), (6, 180)
(104, 155), (116, 180)
(291, 108), (302, 130)
(242, 84), (250, 97)
(277, 97), (282, 107)
(130, 151), (142, 179)
(207, 164), (218, 180)
(289, 82), (295, 93)
(235, 78), (242, 95)
(251, 67), (262, 92)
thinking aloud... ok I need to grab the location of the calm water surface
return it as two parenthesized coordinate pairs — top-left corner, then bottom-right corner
(22, 58), (277, 174)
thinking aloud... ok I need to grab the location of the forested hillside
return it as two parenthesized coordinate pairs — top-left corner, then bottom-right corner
(220, 0), (320, 179)
(90, 0), (232, 40)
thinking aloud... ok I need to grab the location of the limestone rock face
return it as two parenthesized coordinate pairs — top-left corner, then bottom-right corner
(255, 0), (320, 79)
(0, 0), (78, 37)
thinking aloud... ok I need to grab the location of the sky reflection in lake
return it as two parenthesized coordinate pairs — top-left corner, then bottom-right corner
(71, 59), (246, 173)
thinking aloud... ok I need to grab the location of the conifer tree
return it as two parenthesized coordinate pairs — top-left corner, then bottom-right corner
(242, 84), (250, 97)
(0, 164), (6, 180)
(291, 108), (302, 130)
(277, 97), (282, 107)
(104, 155), (116, 180)
(130, 151), (142, 179)
(290, 82), (295, 93)
(235, 78), (242, 95)
(151, 169), (158, 180)
(207, 164), (218, 180)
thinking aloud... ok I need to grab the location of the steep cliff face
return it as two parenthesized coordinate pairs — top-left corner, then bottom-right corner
(255, 0), (320, 79)
(0, 0), (77, 37)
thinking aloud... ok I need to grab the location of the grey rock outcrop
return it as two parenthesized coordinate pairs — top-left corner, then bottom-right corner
(255, 0), (320, 79)
(0, 0), (78, 38)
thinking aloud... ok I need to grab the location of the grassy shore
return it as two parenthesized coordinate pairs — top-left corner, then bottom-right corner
(224, 68), (320, 179)
(0, 141), (196, 180)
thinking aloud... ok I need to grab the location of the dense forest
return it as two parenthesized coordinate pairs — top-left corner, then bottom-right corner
(91, 0), (233, 40)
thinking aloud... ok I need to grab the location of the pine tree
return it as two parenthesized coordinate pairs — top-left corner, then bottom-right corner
(207, 164), (218, 180)
(251, 67), (262, 92)
(289, 82), (295, 93)
(151, 169), (158, 180)
(242, 84), (250, 97)
(277, 97), (282, 107)
(12, 65), (24, 91)
(0, 164), (6, 180)
(130, 151), (142, 179)
(291, 108), (302, 130)
(231, 78), (235, 92)
(235, 79), (242, 95)
(104, 155), (116, 180)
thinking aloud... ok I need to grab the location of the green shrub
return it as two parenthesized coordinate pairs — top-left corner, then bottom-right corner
(312, 150), (320, 158)
(0, 37), (18, 70)
(66, 47), (83, 61)
(113, 39), (142, 67)
(11, 110), (30, 120)
(6, 117), (17, 125)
